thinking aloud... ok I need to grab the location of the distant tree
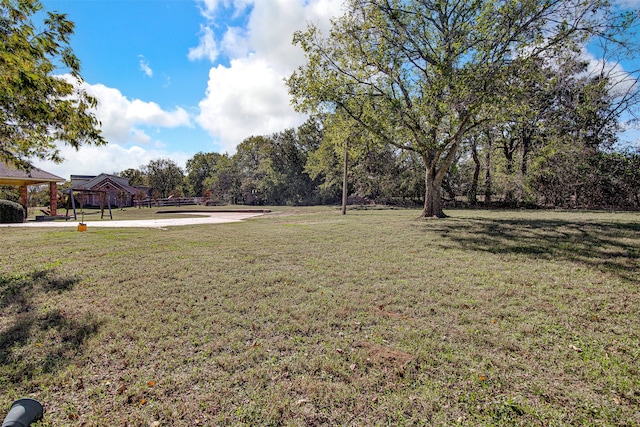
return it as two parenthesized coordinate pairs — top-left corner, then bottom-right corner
(306, 112), (425, 207)
(119, 168), (146, 186)
(134, 189), (148, 207)
(508, 57), (636, 207)
(203, 154), (240, 204)
(233, 136), (273, 205)
(142, 158), (184, 199)
(0, 186), (20, 203)
(625, 150), (640, 208)
(295, 116), (327, 204)
(451, 49), (639, 208)
(532, 146), (640, 209)
(304, 134), (344, 204)
(0, 0), (106, 169)
(268, 128), (320, 205)
(297, 116), (325, 154)
(185, 152), (226, 197)
(26, 184), (50, 207)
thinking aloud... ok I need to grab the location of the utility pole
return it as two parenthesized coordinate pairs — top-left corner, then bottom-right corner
(341, 144), (348, 215)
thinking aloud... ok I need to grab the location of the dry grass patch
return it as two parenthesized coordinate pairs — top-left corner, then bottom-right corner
(1, 207), (639, 426)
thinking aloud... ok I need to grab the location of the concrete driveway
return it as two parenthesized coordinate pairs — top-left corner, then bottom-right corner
(1, 211), (266, 229)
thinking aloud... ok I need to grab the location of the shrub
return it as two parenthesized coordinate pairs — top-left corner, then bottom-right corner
(0, 199), (25, 223)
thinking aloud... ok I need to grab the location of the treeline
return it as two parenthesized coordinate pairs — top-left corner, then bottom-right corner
(114, 49), (639, 211)
(119, 120), (640, 210)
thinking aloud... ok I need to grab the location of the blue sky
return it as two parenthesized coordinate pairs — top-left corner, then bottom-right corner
(35, 0), (343, 178)
(33, 0), (639, 180)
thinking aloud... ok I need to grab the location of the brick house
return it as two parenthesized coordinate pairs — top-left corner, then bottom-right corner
(71, 174), (148, 207)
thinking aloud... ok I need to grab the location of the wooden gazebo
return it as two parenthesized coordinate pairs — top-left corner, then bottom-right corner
(0, 162), (65, 217)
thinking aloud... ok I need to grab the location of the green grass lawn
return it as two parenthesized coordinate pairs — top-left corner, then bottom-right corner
(1, 207), (639, 426)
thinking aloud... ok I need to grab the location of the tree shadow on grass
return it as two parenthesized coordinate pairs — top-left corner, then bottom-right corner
(1, 270), (79, 311)
(0, 270), (102, 387)
(425, 217), (640, 283)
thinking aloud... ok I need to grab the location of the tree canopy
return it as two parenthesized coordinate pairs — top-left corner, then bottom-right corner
(288, 0), (637, 217)
(142, 158), (185, 199)
(0, 0), (106, 169)
(121, 102), (640, 211)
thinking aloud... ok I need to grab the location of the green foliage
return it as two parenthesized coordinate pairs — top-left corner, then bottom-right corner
(142, 158), (184, 199)
(0, 0), (106, 169)
(26, 184), (50, 207)
(177, 111), (637, 210)
(0, 198), (24, 223)
(309, 116), (427, 205)
(288, 0), (635, 216)
(233, 135), (273, 205)
(185, 152), (226, 197)
(119, 168), (146, 187)
(450, 45), (639, 209)
(0, 186), (20, 202)
(203, 154), (241, 204)
(531, 147), (640, 209)
(266, 128), (319, 205)
(226, 127), (324, 206)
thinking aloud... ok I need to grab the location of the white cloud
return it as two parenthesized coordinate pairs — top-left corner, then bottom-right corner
(197, 0), (220, 16)
(138, 55), (153, 77)
(220, 26), (250, 59)
(580, 50), (638, 99)
(32, 144), (192, 180)
(245, 0), (307, 71)
(32, 77), (195, 179)
(79, 81), (191, 145)
(188, 25), (219, 62)
(218, 0), (343, 70)
(193, 0), (344, 151)
(197, 57), (307, 153)
(197, 0), (252, 19)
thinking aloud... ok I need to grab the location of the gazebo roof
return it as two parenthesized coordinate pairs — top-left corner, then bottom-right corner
(0, 162), (65, 186)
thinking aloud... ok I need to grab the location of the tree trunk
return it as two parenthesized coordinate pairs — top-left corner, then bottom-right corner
(468, 142), (480, 205)
(504, 145), (514, 174)
(421, 165), (445, 218)
(504, 139), (516, 206)
(341, 146), (348, 215)
(484, 142), (492, 207)
(521, 134), (531, 177)
(419, 140), (461, 218)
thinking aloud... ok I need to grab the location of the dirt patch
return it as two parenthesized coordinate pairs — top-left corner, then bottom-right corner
(355, 341), (413, 368)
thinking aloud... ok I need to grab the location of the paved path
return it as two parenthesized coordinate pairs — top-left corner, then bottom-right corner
(1, 211), (266, 229)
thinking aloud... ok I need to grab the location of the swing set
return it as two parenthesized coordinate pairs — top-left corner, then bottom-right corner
(63, 188), (113, 220)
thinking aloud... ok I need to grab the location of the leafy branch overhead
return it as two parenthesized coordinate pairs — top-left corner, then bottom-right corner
(0, 0), (106, 169)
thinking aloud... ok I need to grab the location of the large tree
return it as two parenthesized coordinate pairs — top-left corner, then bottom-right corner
(142, 158), (184, 199)
(268, 128), (320, 205)
(1, 0), (106, 169)
(232, 135), (273, 205)
(185, 152), (227, 197)
(203, 153), (240, 204)
(288, 0), (635, 217)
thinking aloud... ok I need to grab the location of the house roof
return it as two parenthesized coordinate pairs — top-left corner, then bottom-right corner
(0, 162), (65, 186)
(72, 173), (139, 195)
